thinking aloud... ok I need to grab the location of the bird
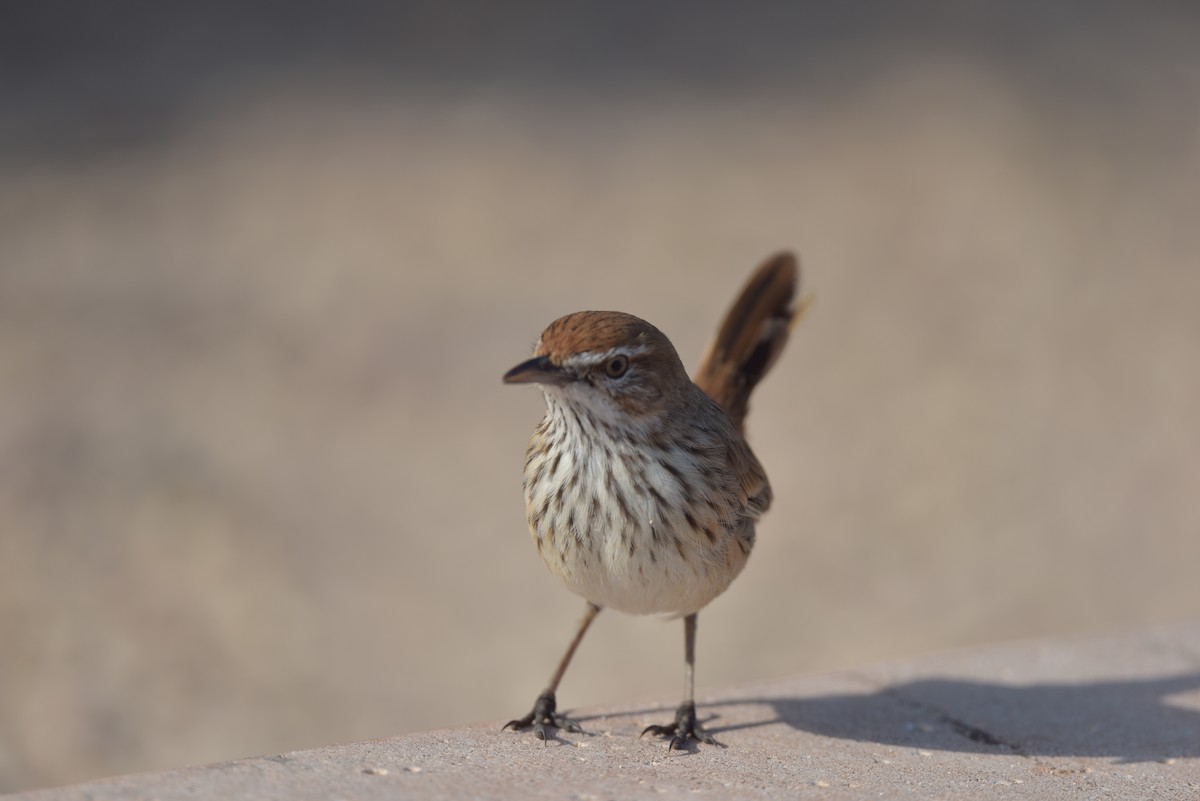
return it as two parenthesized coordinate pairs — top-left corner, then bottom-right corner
(501, 252), (800, 751)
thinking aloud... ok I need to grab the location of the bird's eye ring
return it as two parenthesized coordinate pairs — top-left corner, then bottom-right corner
(605, 355), (630, 378)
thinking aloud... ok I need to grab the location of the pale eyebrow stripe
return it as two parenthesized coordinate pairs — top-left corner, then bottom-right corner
(566, 344), (649, 369)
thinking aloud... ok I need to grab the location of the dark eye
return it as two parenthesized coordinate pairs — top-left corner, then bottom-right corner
(604, 355), (629, 378)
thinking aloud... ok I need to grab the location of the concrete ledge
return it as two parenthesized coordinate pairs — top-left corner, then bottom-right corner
(14, 623), (1200, 800)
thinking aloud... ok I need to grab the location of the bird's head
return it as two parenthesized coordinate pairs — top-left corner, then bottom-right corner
(503, 311), (691, 421)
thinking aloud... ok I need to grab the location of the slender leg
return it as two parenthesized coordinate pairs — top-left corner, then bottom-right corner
(641, 613), (720, 751)
(503, 602), (601, 741)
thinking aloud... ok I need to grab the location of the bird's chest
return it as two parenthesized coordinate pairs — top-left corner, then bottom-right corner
(522, 415), (741, 615)
(524, 431), (669, 558)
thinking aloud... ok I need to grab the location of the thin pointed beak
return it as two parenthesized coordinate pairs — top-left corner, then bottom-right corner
(503, 355), (572, 386)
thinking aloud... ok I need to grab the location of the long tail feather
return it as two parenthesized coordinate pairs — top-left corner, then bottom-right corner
(694, 251), (802, 434)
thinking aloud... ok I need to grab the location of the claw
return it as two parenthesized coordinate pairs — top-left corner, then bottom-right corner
(502, 691), (583, 743)
(641, 701), (721, 752)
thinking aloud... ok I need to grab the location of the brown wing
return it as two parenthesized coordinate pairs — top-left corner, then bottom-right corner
(730, 433), (772, 519)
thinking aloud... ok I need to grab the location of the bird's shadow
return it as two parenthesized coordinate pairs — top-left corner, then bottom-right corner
(580, 673), (1200, 763)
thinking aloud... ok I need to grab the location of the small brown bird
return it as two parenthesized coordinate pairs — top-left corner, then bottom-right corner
(502, 252), (800, 750)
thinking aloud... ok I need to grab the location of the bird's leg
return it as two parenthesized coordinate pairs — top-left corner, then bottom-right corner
(503, 602), (601, 742)
(641, 613), (720, 751)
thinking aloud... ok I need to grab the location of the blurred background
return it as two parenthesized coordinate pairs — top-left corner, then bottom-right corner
(3, 0), (1199, 792)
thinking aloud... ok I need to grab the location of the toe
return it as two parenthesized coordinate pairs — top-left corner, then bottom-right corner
(641, 723), (675, 738)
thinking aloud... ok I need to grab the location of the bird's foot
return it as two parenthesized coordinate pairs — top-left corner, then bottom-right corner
(502, 691), (582, 743)
(641, 701), (721, 751)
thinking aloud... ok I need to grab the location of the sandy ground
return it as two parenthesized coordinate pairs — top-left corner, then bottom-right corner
(10, 624), (1200, 800)
(2, 2), (1199, 792)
